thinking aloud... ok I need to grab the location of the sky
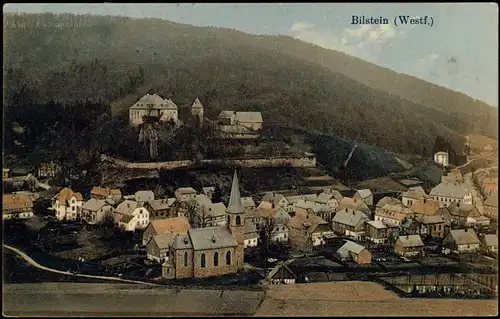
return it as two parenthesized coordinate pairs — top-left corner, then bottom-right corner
(4, 3), (499, 106)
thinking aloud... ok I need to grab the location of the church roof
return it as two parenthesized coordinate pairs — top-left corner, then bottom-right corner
(189, 227), (237, 250)
(226, 170), (245, 215)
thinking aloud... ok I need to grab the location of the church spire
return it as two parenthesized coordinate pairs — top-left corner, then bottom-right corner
(226, 170), (245, 215)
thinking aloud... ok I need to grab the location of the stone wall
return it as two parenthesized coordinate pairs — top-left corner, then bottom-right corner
(100, 154), (317, 170)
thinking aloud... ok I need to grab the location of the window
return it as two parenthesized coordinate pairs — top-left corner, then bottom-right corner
(72, 206), (75, 211)
(236, 215), (241, 225)
(214, 252), (219, 267)
(226, 251), (231, 265)
(200, 253), (206, 268)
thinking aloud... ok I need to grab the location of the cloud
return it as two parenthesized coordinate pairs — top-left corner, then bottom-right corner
(289, 21), (398, 63)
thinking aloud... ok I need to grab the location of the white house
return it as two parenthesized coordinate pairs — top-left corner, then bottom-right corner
(434, 151), (449, 167)
(129, 93), (178, 126)
(466, 215), (491, 227)
(430, 182), (473, 207)
(261, 192), (289, 209)
(244, 221), (259, 248)
(52, 187), (84, 221)
(481, 234), (498, 253)
(114, 200), (150, 231)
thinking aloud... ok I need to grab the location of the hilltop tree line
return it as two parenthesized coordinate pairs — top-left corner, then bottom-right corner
(4, 12), (487, 167)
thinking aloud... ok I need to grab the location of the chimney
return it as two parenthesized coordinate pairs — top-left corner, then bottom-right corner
(465, 228), (468, 232)
(352, 210), (355, 215)
(183, 237), (188, 244)
(423, 199), (427, 204)
(211, 235), (216, 243)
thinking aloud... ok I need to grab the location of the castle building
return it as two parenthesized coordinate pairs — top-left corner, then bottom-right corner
(190, 97), (204, 121)
(129, 93), (178, 126)
(161, 170), (246, 279)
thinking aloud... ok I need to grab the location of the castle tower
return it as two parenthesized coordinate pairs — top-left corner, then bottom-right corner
(191, 97), (204, 121)
(226, 169), (245, 270)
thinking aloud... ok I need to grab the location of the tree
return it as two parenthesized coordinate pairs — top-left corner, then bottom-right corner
(212, 184), (223, 203)
(258, 216), (277, 276)
(184, 202), (206, 228)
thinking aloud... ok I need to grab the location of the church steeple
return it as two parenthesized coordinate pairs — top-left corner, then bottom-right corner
(226, 170), (245, 215)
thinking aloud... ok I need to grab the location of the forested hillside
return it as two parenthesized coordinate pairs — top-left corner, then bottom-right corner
(4, 13), (496, 163)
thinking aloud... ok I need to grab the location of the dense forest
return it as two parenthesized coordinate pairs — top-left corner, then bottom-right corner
(4, 13), (496, 182)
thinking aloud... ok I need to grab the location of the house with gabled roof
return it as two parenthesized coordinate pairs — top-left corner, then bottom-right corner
(353, 189), (374, 207)
(135, 190), (154, 204)
(244, 221), (259, 248)
(241, 197), (256, 209)
(410, 198), (440, 217)
(147, 232), (177, 263)
(483, 191), (498, 220)
(51, 187), (84, 221)
(400, 186), (429, 207)
(336, 197), (371, 217)
(443, 229), (480, 253)
(375, 204), (412, 226)
(90, 187), (122, 202)
(331, 209), (369, 240)
(375, 197), (403, 214)
(267, 260), (296, 284)
(145, 198), (176, 219)
(481, 234), (497, 253)
(113, 199), (150, 231)
(217, 111), (263, 138)
(418, 215), (448, 239)
(3, 193), (34, 220)
(430, 182), (473, 207)
(202, 186), (215, 200)
(261, 192), (289, 209)
(336, 240), (372, 264)
(365, 220), (389, 244)
(174, 187), (197, 202)
(288, 212), (333, 249)
(394, 235), (425, 257)
(81, 199), (113, 224)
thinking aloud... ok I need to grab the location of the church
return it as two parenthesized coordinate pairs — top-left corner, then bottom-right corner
(161, 170), (246, 279)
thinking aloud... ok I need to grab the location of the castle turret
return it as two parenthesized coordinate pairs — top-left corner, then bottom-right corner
(191, 97), (204, 121)
(226, 169), (245, 270)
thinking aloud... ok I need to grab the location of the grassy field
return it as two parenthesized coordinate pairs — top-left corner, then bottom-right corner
(255, 282), (498, 316)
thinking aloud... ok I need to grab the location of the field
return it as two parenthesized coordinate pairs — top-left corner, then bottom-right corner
(255, 282), (498, 316)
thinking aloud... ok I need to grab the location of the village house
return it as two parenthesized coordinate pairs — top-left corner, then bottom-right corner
(466, 215), (491, 228)
(90, 187), (122, 202)
(394, 235), (425, 258)
(336, 241), (372, 264)
(145, 198), (176, 219)
(161, 170), (246, 279)
(365, 220), (389, 244)
(81, 199), (114, 224)
(446, 203), (481, 226)
(313, 192), (342, 209)
(174, 187), (198, 202)
(418, 215), (448, 239)
(142, 216), (191, 246)
(113, 200), (150, 231)
(261, 192), (289, 209)
(218, 111), (263, 137)
(2, 193), (34, 220)
(336, 197), (371, 217)
(244, 221), (259, 248)
(288, 212), (333, 249)
(284, 195), (307, 213)
(374, 204), (411, 226)
(400, 186), (428, 207)
(353, 189), (374, 207)
(430, 182), (473, 207)
(135, 190), (154, 205)
(321, 189), (344, 203)
(260, 206), (291, 243)
(410, 198), (440, 217)
(443, 229), (481, 253)
(129, 93), (178, 126)
(399, 218), (422, 236)
(245, 207), (263, 225)
(331, 209), (369, 240)
(3, 168), (10, 180)
(201, 202), (227, 227)
(295, 201), (335, 223)
(201, 187), (215, 200)
(241, 197), (257, 210)
(375, 197), (403, 214)
(147, 232), (176, 263)
(483, 191), (498, 220)
(190, 97), (204, 121)
(51, 187), (84, 221)
(481, 234), (497, 253)
(37, 161), (61, 178)
(267, 261), (296, 285)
